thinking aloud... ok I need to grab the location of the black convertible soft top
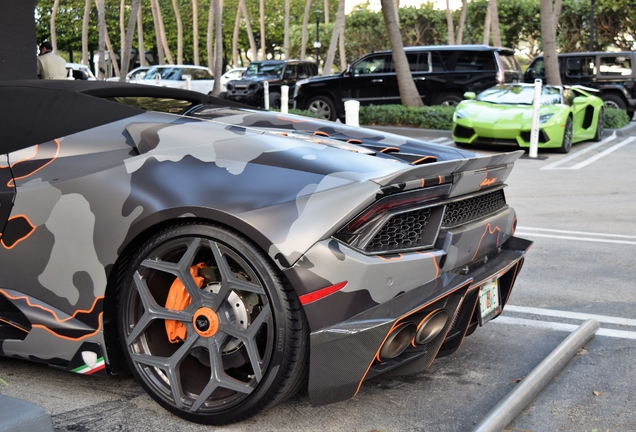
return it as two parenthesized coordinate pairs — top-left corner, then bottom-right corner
(0, 80), (246, 154)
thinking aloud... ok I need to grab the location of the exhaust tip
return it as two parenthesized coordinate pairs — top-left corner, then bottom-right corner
(379, 322), (416, 361)
(414, 309), (449, 345)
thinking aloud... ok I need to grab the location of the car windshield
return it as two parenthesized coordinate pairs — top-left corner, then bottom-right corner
(244, 62), (284, 77)
(476, 85), (561, 105)
(143, 67), (182, 80)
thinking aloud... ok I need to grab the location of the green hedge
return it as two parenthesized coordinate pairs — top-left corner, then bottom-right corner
(284, 105), (631, 130)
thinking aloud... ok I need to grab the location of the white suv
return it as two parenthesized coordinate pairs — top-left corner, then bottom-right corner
(140, 65), (215, 95)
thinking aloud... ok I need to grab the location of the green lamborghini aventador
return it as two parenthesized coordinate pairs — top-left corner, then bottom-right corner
(452, 84), (604, 153)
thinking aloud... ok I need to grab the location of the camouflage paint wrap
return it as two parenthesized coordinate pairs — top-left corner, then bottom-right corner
(0, 96), (530, 408)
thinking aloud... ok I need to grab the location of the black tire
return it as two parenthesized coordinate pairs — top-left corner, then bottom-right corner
(559, 116), (573, 153)
(117, 223), (307, 425)
(307, 96), (336, 121)
(435, 93), (463, 107)
(593, 108), (604, 142)
(268, 92), (281, 109)
(601, 93), (627, 111)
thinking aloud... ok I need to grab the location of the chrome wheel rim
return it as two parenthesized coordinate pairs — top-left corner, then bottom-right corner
(308, 100), (332, 119)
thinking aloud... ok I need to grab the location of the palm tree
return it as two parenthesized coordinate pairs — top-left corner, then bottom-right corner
(490, 0), (502, 46)
(120, 0), (126, 62)
(121, 0), (141, 80)
(300, 0), (312, 61)
(540, 0), (563, 85)
(193, 0), (199, 65)
(260, 0), (265, 60)
(172, 0), (184, 64)
(445, 0), (455, 45)
(232, 4), (240, 66)
(380, 0), (423, 107)
(152, 0), (174, 64)
(82, 0), (91, 65)
(207, 0), (214, 70)
(322, 0), (344, 74)
(456, 0), (468, 45)
(97, 0), (106, 79)
(240, 0), (258, 61)
(137, 6), (145, 66)
(284, 0), (290, 58)
(50, 0), (60, 52)
(323, 0), (329, 23)
(94, 0), (120, 77)
(150, 0), (165, 64)
(212, 0), (224, 96)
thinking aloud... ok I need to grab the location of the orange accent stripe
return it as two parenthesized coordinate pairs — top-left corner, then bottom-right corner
(32, 312), (103, 341)
(354, 280), (472, 397)
(0, 289), (104, 323)
(415, 251), (440, 278)
(276, 114), (308, 123)
(0, 215), (36, 249)
(421, 178), (425, 187)
(346, 139), (363, 144)
(0, 317), (29, 333)
(472, 224), (501, 261)
(438, 176), (443, 184)
(376, 254), (403, 262)
(411, 156), (437, 165)
(9, 139), (61, 187)
(379, 147), (399, 153)
(313, 131), (329, 137)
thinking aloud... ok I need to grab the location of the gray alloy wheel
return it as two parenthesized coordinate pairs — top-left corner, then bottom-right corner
(436, 94), (463, 107)
(307, 96), (336, 121)
(593, 108), (604, 142)
(118, 223), (307, 424)
(601, 94), (626, 110)
(558, 116), (573, 153)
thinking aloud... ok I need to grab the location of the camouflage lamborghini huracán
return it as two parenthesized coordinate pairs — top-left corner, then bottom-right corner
(0, 81), (532, 424)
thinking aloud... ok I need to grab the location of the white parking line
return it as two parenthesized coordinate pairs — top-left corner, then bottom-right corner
(430, 137), (448, 143)
(513, 231), (636, 246)
(494, 316), (636, 339)
(540, 133), (617, 170)
(569, 136), (636, 169)
(505, 305), (636, 327)
(516, 227), (636, 240)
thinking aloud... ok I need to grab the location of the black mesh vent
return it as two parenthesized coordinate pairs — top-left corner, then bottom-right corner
(366, 208), (431, 252)
(442, 189), (506, 227)
(454, 124), (475, 139)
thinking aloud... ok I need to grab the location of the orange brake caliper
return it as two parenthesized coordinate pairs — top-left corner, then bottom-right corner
(165, 263), (207, 343)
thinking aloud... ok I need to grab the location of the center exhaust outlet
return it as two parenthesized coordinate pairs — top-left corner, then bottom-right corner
(414, 309), (449, 345)
(379, 322), (417, 361)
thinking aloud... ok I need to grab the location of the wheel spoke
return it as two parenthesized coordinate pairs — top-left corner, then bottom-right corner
(190, 336), (254, 412)
(131, 334), (199, 409)
(219, 303), (271, 382)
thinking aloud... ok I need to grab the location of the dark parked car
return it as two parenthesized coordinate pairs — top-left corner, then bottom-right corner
(0, 80), (531, 425)
(224, 59), (318, 108)
(524, 51), (636, 114)
(294, 44), (523, 121)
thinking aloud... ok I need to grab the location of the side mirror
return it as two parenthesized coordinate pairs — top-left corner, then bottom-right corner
(464, 92), (476, 100)
(343, 64), (352, 76)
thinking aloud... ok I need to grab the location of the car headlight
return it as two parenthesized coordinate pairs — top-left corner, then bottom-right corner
(249, 83), (259, 91)
(226, 83), (233, 91)
(539, 113), (554, 124)
(455, 109), (469, 119)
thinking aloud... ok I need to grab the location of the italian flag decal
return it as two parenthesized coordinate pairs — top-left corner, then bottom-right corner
(71, 351), (105, 375)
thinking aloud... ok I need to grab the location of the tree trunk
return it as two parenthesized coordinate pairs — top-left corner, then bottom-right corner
(240, 0), (258, 61)
(153, 0), (174, 64)
(323, 0), (329, 23)
(82, 0), (91, 64)
(284, 0), (290, 58)
(97, 0), (106, 79)
(121, 0), (141, 80)
(380, 0), (423, 107)
(540, 0), (561, 85)
(120, 0), (126, 61)
(456, 0), (467, 44)
(207, 0), (214, 70)
(445, 0), (455, 45)
(260, 0), (266, 60)
(212, 0), (224, 95)
(232, 4), (240, 66)
(193, 0), (199, 65)
(338, 17), (346, 71)
(137, 5), (145, 66)
(172, 0), (183, 64)
(150, 0), (165, 64)
(94, 0), (120, 77)
(482, 1), (491, 45)
(490, 0), (502, 47)
(300, 0), (312, 61)
(322, 0), (344, 75)
(51, 0), (60, 52)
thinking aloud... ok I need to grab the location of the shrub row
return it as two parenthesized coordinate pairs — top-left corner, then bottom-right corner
(284, 105), (631, 130)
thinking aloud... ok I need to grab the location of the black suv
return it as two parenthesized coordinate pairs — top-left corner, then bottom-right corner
(524, 51), (636, 114)
(294, 45), (522, 121)
(224, 60), (318, 108)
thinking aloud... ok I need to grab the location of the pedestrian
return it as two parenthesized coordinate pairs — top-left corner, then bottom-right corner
(37, 41), (67, 79)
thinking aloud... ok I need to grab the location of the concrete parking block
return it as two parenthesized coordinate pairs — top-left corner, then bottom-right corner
(0, 395), (53, 432)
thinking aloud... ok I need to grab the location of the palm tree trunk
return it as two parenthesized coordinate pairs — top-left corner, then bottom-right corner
(93, 0), (120, 77)
(50, 0), (60, 52)
(482, 1), (491, 45)
(172, 0), (183, 64)
(456, 0), (467, 44)
(260, 0), (266, 60)
(97, 0), (106, 79)
(445, 0), (455, 45)
(207, 0), (214, 70)
(120, 0), (126, 62)
(540, 0), (561, 85)
(490, 0), (502, 47)
(193, 0), (199, 65)
(121, 0), (141, 80)
(322, 0), (344, 75)
(300, 0), (312, 61)
(323, 0), (329, 23)
(239, 0), (258, 61)
(150, 0), (165, 64)
(338, 18), (346, 70)
(137, 5), (145, 66)
(153, 0), (174, 64)
(380, 0), (423, 107)
(284, 0), (290, 59)
(232, 4), (240, 66)
(82, 0), (91, 64)
(212, 0), (224, 96)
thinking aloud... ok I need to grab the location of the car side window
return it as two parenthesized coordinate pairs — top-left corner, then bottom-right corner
(439, 51), (496, 72)
(406, 52), (431, 72)
(530, 58), (545, 78)
(565, 57), (595, 77)
(298, 64), (308, 79)
(284, 64), (297, 79)
(352, 55), (390, 75)
(598, 56), (632, 76)
(189, 69), (213, 80)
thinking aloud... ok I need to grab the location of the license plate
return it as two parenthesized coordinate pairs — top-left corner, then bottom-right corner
(478, 279), (501, 326)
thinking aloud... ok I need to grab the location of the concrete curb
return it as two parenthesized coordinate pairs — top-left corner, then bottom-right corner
(0, 395), (54, 432)
(614, 119), (636, 137)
